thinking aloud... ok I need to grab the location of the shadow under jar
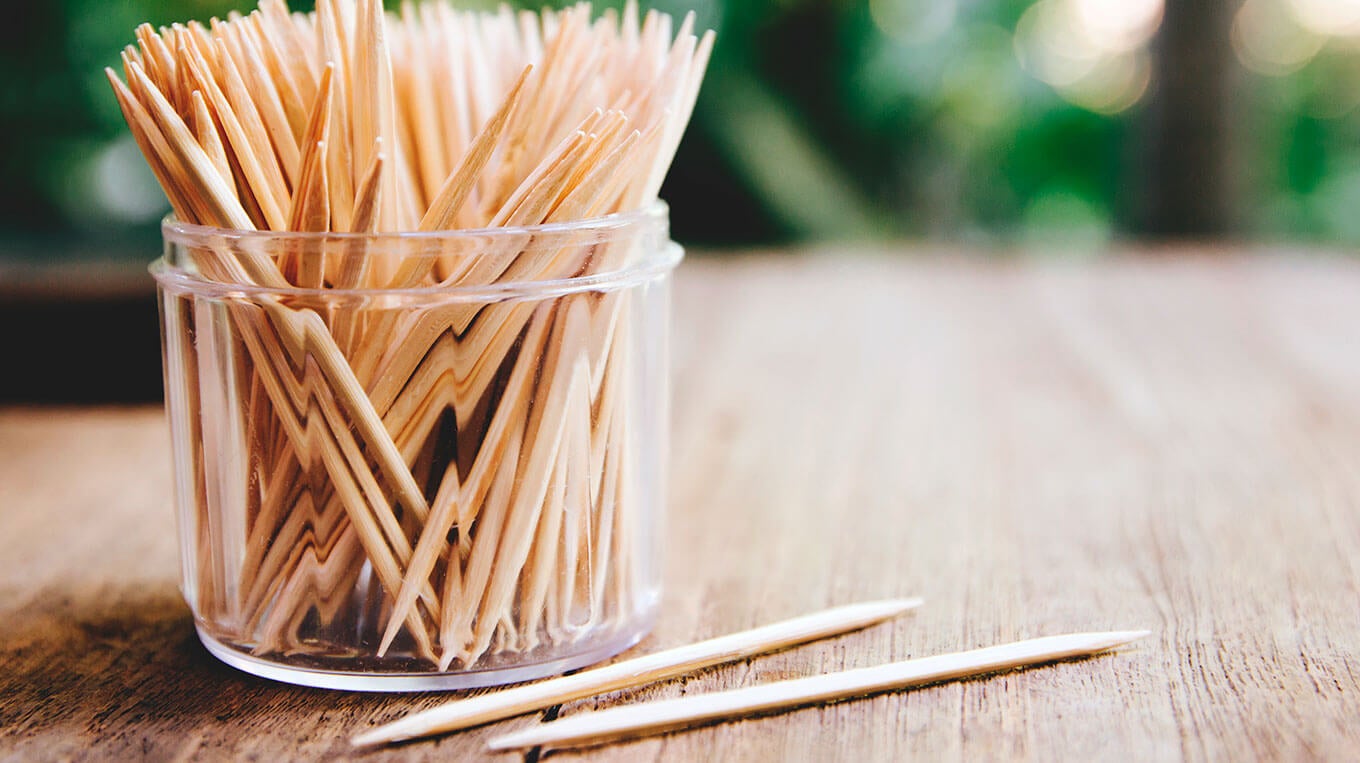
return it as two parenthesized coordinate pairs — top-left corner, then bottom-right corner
(152, 204), (678, 691)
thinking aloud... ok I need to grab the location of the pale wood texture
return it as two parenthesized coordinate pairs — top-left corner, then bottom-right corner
(4, 252), (1360, 761)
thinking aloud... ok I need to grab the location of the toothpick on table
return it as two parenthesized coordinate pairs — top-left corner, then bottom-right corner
(486, 630), (1154, 753)
(353, 598), (924, 747)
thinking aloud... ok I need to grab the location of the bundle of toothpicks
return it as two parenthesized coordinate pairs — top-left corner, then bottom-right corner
(109, 0), (711, 669)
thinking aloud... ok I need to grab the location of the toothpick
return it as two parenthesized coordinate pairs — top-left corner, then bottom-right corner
(180, 37), (290, 230)
(353, 599), (924, 747)
(107, 69), (196, 223)
(316, 0), (356, 232)
(231, 307), (439, 661)
(515, 362), (579, 649)
(377, 299), (554, 656)
(461, 299), (588, 666)
(120, 60), (254, 230)
(240, 11), (310, 143)
(190, 91), (232, 184)
(287, 138), (330, 284)
(417, 65), (531, 234)
(332, 142), (383, 292)
(486, 631), (1154, 752)
(217, 18), (302, 187)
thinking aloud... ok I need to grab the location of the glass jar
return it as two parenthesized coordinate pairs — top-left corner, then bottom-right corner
(151, 204), (677, 691)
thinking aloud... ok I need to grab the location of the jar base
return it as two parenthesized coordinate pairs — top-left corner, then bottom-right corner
(195, 617), (654, 692)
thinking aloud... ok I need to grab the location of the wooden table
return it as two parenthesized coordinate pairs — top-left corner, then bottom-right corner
(4, 253), (1360, 760)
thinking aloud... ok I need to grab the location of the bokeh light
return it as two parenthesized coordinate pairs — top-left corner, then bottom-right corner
(1014, 0), (1161, 114)
(1072, 0), (1163, 53)
(1233, 0), (1327, 75)
(1288, 0), (1360, 37)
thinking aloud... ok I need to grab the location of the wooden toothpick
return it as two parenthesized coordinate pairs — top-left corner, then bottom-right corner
(353, 598), (924, 747)
(486, 631), (1154, 752)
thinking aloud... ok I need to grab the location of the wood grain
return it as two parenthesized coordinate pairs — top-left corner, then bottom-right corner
(3, 252), (1360, 761)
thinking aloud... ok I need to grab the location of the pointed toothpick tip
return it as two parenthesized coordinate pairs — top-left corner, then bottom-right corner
(890, 596), (926, 612)
(486, 732), (533, 752)
(375, 619), (401, 659)
(351, 726), (394, 748)
(845, 597), (925, 621)
(1099, 629), (1154, 648)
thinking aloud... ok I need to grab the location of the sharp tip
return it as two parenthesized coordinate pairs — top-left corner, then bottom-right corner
(351, 723), (413, 748)
(349, 731), (382, 748)
(376, 625), (400, 658)
(485, 732), (529, 752)
(849, 597), (924, 618)
(1083, 629), (1154, 651)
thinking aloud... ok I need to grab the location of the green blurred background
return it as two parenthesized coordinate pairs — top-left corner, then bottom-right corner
(2, 0), (1359, 401)
(6, 0), (1360, 253)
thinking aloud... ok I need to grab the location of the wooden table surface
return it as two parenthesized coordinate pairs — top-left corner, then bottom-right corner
(4, 253), (1360, 761)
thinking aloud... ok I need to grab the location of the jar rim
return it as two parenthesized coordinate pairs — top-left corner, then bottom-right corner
(155, 201), (680, 299)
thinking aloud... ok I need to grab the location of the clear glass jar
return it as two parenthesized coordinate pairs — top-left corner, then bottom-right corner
(151, 205), (677, 691)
